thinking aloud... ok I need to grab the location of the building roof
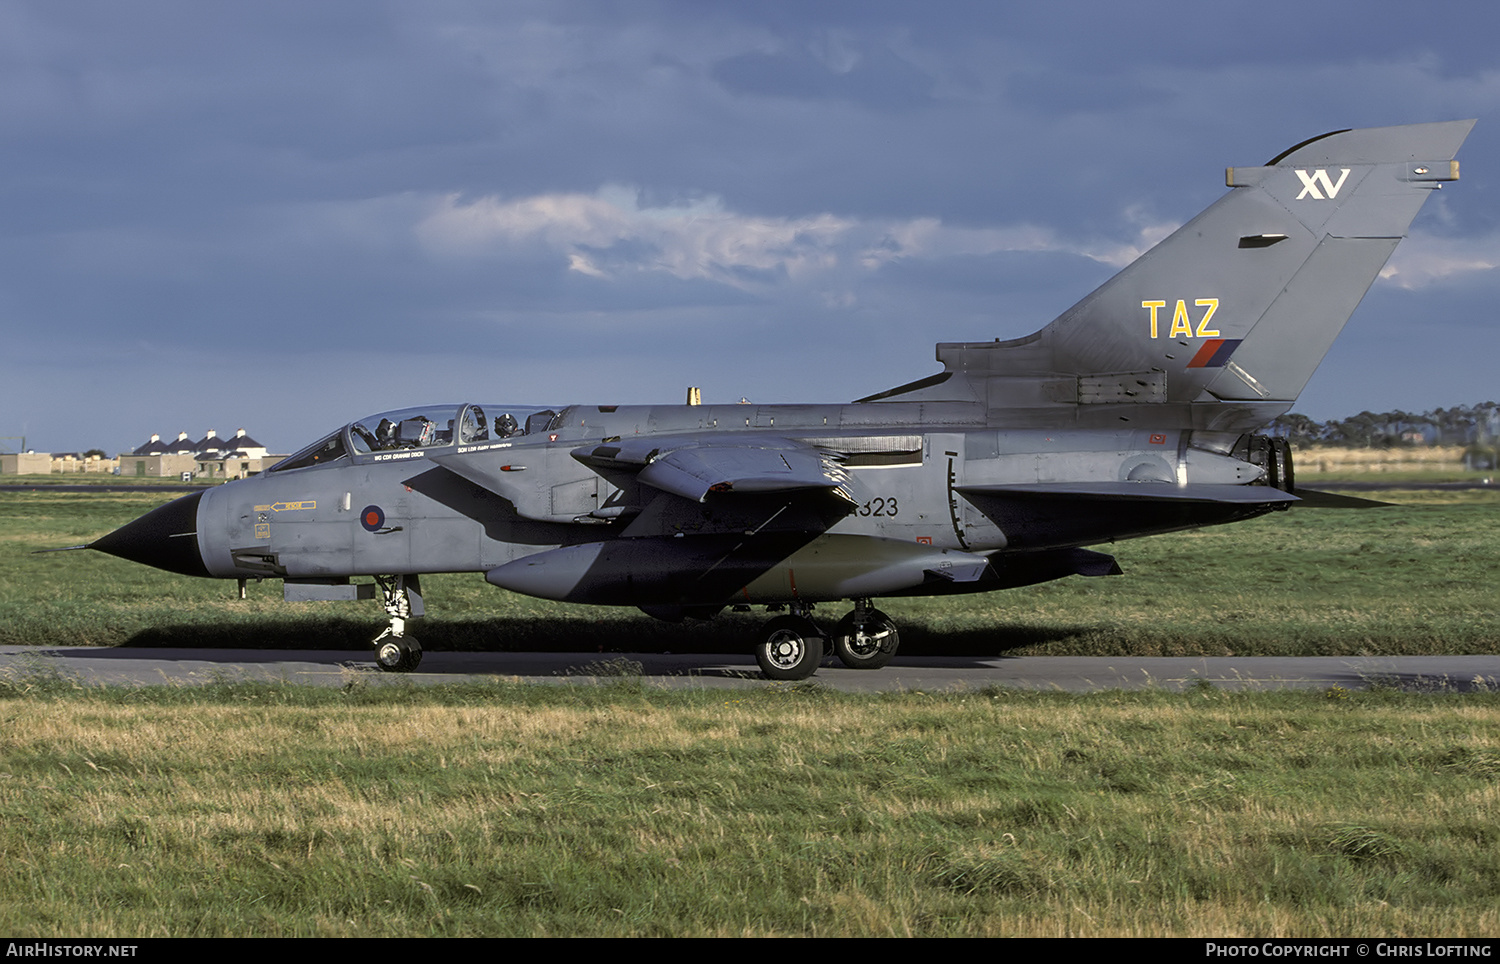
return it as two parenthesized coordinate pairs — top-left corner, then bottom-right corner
(131, 434), (169, 456)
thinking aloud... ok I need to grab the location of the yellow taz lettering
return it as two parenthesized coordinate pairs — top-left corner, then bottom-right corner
(1141, 301), (1166, 338)
(1169, 300), (1193, 338)
(1194, 298), (1220, 337)
(1143, 298), (1220, 338)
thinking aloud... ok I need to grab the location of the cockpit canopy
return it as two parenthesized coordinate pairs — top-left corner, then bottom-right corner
(270, 403), (560, 473)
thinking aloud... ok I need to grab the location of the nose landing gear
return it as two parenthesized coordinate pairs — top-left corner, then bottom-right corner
(372, 574), (423, 673)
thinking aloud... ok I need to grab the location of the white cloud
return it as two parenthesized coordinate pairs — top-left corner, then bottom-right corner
(1378, 231), (1500, 289)
(417, 187), (852, 286)
(416, 185), (1153, 290)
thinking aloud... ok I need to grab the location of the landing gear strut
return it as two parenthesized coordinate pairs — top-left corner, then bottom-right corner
(755, 603), (824, 681)
(372, 574), (422, 672)
(832, 600), (900, 669)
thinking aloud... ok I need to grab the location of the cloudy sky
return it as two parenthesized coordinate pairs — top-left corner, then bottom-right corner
(3, 1), (1498, 455)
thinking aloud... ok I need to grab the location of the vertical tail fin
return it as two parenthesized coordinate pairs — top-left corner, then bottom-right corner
(876, 121), (1474, 428)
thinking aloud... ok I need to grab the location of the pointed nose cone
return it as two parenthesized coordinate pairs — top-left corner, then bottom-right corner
(91, 490), (211, 577)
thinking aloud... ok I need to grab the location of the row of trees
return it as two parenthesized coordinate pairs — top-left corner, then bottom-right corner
(1268, 402), (1500, 449)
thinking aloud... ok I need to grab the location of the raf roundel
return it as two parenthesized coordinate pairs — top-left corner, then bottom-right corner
(360, 505), (385, 533)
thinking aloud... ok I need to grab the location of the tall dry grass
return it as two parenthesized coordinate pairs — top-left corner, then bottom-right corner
(2, 680), (1497, 936)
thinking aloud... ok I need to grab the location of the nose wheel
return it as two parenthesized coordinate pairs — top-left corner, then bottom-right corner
(372, 574), (423, 673)
(374, 629), (423, 673)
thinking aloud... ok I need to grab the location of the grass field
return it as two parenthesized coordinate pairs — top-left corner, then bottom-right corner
(3, 487), (1497, 657)
(1293, 445), (1493, 482)
(0, 677), (1496, 937)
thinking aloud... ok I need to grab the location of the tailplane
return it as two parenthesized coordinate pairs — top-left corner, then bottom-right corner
(869, 121), (1474, 430)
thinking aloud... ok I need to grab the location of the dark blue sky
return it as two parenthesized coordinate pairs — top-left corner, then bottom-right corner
(2, 0), (1496, 454)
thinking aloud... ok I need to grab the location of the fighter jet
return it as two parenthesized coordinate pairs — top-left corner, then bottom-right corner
(88, 121), (1473, 679)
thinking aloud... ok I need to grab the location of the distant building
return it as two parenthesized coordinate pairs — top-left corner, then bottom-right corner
(215, 429), (268, 460)
(1, 427), (276, 477)
(0, 451), (118, 475)
(121, 428), (279, 479)
(50, 453), (120, 474)
(136, 434), (172, 456)
(0, 452), (52, 475)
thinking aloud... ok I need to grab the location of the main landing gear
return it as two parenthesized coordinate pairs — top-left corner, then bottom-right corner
(756, 611), (824, 681)
(832, 602), (900, 670)
(372, 574), (423, 672)
(753, 599), (902, 681)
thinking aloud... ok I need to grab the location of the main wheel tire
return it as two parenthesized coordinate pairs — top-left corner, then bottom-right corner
(375, 635), (423, 673)
(755, 616), (824, 681)
(832, 609), (899, 669)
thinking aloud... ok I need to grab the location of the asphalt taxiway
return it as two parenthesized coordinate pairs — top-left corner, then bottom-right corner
(1, 646), (1495, 694)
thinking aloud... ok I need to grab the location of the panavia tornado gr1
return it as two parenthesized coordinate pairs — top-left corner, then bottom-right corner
(87, 121), (1473, 679)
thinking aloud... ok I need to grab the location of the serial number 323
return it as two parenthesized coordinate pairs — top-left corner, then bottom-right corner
(856, 497), (899, 517)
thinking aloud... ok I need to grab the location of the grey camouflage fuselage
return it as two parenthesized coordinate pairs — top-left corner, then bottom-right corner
(91, 121), (1474, 678)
